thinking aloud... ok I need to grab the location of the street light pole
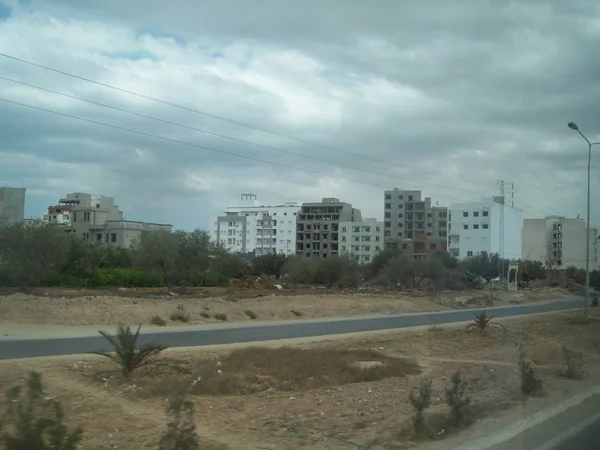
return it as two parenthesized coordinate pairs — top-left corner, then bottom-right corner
(568, 122), (598, 320)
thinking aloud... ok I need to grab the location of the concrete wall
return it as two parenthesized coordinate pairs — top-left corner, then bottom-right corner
(0, 187), (26, 224)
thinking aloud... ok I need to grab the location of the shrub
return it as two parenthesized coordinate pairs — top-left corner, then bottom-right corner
(562, 346), (584, 379)
(244, 310), (258, 320)
(0, 371), (83, 450)
(518, 349), (543, 396)
(445, 371), (472, 428)
(150, 315), (167, 326)
(591, 297), (598, 307)
(465, 311), (505, 335)
(408, 378), (432, 436)
(170, 311), (191, 323)
(90, 324), (167, 377)
(252, 254), (288, 279)
(199, 311), (211, 319)
(213, 313), (228, 321)
(290, 310), (302, 317)
(158, 392), (200, 450)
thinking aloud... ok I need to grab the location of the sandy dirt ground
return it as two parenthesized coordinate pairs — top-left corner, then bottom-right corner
(0, 286), (573, 328)
(1, 308), (599, 449)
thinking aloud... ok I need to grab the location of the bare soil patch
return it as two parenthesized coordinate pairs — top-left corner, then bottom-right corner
(2, 309), (599, 449)
(0, 286), (571, 327)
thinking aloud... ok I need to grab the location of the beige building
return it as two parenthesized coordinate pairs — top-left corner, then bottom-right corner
(383, 188), (448, 256)
(339, 218), (384, 264)
(43, 193), (172, 248)
(522, 216), (598, 270)
(296, 197), (362, 259)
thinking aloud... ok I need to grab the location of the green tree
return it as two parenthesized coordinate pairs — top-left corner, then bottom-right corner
(0, 222), (70, 287)
(376, 254), (414, 288)
(133, 230), (180, 287)
(282, 256), (316, 284)
(313, 255), (362, 288)
(252, 253), (288, 279)
(0, 371), (83, 450)
(365, 248), (402, 279)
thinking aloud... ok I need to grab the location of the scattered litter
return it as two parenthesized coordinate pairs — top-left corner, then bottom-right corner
(217, 369), (223, 375)
(274, 284), (283, 290)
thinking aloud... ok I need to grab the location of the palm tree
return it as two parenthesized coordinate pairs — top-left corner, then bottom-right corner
(465, 311), (505, 335)
(91, 324), (167, 377)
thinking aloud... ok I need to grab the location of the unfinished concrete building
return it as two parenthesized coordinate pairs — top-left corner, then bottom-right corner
(296, 197), (362, 259)
(383, 188), (448, 258)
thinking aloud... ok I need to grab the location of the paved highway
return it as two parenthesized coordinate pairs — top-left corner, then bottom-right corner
(0, 297), (583, 360)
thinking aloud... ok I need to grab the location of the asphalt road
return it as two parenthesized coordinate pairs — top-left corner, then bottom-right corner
(0, 297), (583, 360)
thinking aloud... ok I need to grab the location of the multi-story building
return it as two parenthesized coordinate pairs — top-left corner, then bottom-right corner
(383, 188), (448, 257)
(448, 197), (522, 260)
(210, 194), (301, 256)
(296, 197), (362, 259)
(522, 216), (598, 270)
(339, 218), (384, 264)
(0, 187), (26, 224)
(42, 192), (172, 248)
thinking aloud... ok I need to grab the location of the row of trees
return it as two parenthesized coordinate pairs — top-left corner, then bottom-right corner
(0, 223), (245, 288)
(1, 222), (598, 290)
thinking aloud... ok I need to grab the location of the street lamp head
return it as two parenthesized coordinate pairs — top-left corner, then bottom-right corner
(568, 122), (579, 131)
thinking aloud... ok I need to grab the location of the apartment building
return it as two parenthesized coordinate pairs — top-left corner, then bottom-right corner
(522, 216), (598, 270)
(339, 218), (384, 264)
(210, 194), (301, 256)
(383, 188), (448, 257)
(296, 197), (362, 259)
(42, 192), (172, 248)
(448, 197), (522, 260)
(0, 187), (26, 224)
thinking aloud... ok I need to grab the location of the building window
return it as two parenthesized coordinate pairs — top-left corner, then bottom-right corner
(385, 212), (391, 218)
(430, 243), (436, 249)
(406, 231), (413, 238)
(96, 233), (102, 242)
(482, 210), (489, 217)
(473, 224), (479, 229)
(467, 251), (473, 257)
(341, 245), (346, 251)
(398, 222), (403, 228)
(397, 232), (402, 237)
(364, 246), (370, 252)
(408, 195), (413, 201)
(385, 194), (391, 200)
(402, 243), (408, 250)
(341, 226), (346, 232)
(398, 213), (403, 218)
(399, 204), (403, 209)
(111, 233), (117, 243)
(364, 227), (370, 232)
(375, 236), (380, 241)
(464, 224), (469, 229)
(482, 224), (489, 229)
(473, 211), (479, 217)
(341, 236), (346, 241)
(385, 222), (391, 228)
(427, 232), (432, 236)
(463, 211), (468, 217)
(385, 203), (391, 209)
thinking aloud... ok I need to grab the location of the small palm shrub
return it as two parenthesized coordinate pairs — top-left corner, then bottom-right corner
(518, 349), (543, 396)
(562, 346), (584, 379)
(465, 311), (505, 334)
(91, 324), (167, 377)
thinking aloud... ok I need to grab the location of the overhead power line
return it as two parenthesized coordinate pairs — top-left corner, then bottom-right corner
(0, 52), (495, 188)
(1, 97), (483, 205)
(0, 76), (488, 197)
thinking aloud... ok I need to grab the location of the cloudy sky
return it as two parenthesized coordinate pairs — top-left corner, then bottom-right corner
(1, 0), (599, 231)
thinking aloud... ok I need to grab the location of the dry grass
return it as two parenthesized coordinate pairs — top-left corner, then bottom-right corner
(84, 347), (421, 398)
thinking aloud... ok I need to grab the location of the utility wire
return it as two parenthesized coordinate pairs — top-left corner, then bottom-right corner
(1, 97), (482, 204)
(0, 52), (496, 188)
(0, 76), (488, 197)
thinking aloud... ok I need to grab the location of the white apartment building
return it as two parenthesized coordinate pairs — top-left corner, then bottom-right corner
(522, 216), (598, 270)
(210, 194), (301, 256)
(448, 197), (523, 260)
(339, 218), (384, 264)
